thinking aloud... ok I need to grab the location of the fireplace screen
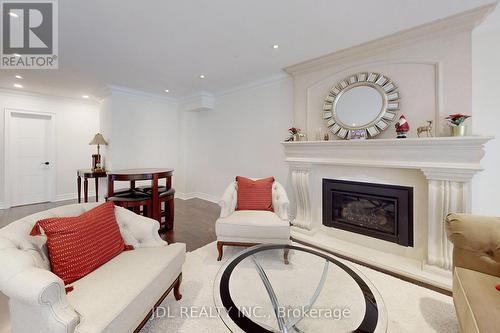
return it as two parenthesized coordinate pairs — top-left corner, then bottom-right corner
(323, 179), (413, 246)
(332, 192), (396, 235)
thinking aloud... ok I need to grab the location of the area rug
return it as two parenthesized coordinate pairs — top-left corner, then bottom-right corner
(140, 242), (458, 332)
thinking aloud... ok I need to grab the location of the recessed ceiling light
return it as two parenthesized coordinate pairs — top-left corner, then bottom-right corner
(15, 74), (22, 79)
(13, 53), (21, 57)
(199, 74), (206, 79)
(164, 89), (170, 93)
(82, 95), (89, 99)
(13, 83), (23, 88)
(8, 11), (19, 18)
(273, 44), (279, 49)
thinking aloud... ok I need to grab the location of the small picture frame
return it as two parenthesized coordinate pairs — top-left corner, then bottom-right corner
(349, 129), (367, 140)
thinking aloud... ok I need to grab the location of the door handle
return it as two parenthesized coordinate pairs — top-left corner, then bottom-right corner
(42, 162), (50, 165)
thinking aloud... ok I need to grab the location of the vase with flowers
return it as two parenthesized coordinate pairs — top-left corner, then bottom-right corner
(446, 114), (471, 137)
(285, 127), (305, 142)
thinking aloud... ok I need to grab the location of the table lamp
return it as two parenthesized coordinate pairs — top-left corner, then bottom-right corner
(89, 133), (108, 171)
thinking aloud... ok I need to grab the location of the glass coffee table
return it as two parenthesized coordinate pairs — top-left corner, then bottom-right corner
(214, 244), (387, 333)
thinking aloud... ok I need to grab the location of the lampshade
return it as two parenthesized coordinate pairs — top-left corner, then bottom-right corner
(89, 133), (108, 145)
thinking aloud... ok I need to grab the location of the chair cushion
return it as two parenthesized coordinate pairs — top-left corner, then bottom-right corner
(216, 211), (290, 241)
(136, 185), (168, 193)
(68, 243), (185, 333)
(453, 267), (500, 333)
(108, 190), (151, 202)
(159, 188), (175, 198)
(236, 176), (274, 211)
(30, 202), (127, 285)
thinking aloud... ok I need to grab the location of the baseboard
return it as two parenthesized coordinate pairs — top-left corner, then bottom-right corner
(176, 192), (219, 204)
(57, 191), (217, 203)
(55, 193), (77, 202)
(3, 192), (217, 207)
(54, 192), (96, 202)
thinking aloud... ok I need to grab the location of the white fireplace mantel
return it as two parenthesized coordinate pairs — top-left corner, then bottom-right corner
(283, 136), (492, 287)
(283, 136), (491, 177)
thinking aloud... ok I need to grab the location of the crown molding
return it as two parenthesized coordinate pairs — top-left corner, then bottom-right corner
(0, 87), (100, 105)
(214, 72), (291, 97)
(178, 90), (214, 103)
(285, 3), (497, 76)
(179, 90), (215, 112)
(106, 84), (178, 104)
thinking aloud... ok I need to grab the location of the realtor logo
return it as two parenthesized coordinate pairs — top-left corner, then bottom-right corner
(1, 0), (58, 69)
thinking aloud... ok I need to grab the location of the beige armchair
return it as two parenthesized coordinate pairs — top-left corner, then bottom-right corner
(445, 213), (500, 333)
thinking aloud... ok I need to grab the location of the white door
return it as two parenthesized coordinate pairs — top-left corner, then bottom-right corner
(8, 112), (53, 207)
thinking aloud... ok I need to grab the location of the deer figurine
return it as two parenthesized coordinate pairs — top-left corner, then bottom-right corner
(417, 120), (433, 137)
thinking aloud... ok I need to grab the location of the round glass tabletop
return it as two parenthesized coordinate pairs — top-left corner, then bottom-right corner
(214, 244), (387, 333)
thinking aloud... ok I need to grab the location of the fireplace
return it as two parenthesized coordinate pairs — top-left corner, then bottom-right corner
(323, 179), (413, 246)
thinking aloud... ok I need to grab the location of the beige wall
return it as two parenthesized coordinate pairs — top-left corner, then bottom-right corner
(285, 6), (492, 139)
(471, 3), (500, 215)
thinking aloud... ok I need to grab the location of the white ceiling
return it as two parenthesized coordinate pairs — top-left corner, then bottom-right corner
(0, 0), (496, 100)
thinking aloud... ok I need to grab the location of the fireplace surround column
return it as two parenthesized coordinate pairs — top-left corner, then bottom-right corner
(289, 163), (312, 230)
(422, 168), (475, 271)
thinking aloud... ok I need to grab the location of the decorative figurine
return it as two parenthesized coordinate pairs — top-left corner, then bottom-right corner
(417, 120), (433, 137)
(395, 115), (410, 139)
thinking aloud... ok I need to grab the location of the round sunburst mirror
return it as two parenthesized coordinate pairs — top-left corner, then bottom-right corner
(323, 72), (400, 139)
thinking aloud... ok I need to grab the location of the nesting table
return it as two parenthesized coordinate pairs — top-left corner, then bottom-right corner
(106, 168), (173, 223)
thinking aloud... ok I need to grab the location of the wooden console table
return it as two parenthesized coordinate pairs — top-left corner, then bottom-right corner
(77, 169), (107, 203)
(107, 168), (173, 222)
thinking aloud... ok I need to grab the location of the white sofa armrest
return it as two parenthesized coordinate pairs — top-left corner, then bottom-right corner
(114, 206), (167, 248)
(1, 264), (78, 333)
(219, 182), (237, 218)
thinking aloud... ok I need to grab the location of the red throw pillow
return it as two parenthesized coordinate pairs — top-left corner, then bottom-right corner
(236, 176), (274, 211)
(30, 202), (127, 285)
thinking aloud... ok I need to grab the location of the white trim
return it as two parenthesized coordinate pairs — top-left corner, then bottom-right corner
(54, 193), (78, 202)
(0, 88), (100, 105)
(106, 85), (178, 104)
(4, 108), (57, 209)
(178, 90), (214, 104)
(215, 72), (291, 97)
(176, 192), (219, 204)
(55, 191), (98, 202)
(0, 202), (4, 210)
(179, 91), (216, 112)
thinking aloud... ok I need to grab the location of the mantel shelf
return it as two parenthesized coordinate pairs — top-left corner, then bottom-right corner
(282, 136), (493, 181)
(282, 136), (493, 147)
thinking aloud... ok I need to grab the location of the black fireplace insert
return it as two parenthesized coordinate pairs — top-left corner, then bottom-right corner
(322, 179), (413, 246)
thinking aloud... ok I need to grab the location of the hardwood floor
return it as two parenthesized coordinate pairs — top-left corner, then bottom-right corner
(162, 198), (219, 251)
(0, 198), (220, 252)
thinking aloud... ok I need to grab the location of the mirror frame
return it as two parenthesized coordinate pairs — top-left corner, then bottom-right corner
(323, 72), (400, 139)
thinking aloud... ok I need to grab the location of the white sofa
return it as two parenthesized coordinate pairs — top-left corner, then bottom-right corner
(0, 203), (185, 333)
(215, 179), (291, 261)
